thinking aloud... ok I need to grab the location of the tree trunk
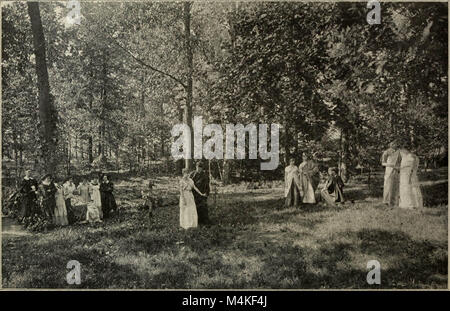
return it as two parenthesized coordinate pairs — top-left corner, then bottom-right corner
(183, 2), (194, 170)
(67, 135), (71, 176)
(88, 136), (93, 163)
(98, 126), (102, 156)
(27, 2), (57, 173)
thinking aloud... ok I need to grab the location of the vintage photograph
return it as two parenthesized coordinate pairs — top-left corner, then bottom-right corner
(1, 0), (448, 289)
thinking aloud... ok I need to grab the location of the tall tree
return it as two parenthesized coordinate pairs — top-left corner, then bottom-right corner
(27, 2), (57, 172)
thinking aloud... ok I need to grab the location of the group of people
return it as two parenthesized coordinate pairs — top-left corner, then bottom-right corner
(282, 140), (424, 210)
(15, 140), (423, 232)
(284, 152), (345, 208)
(17, 170), (118, 226)
(382, 141), (423, 209)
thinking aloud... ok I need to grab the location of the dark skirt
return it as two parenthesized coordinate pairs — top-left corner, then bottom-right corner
(101, 193), (117, 219)
(19, 195), (36, 219)
(42, 198), (56, 219)
(193, 192), (209, 225)
(65, 199), (76, 224)
(285, 182), (301, 208)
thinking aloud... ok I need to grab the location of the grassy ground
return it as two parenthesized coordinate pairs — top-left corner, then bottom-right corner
(2, 169), (448, 289)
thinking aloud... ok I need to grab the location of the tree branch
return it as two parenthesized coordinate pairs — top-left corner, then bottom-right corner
(83, 14), (187, 89)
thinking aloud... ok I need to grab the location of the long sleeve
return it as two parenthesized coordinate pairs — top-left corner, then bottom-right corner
(381, 150), (388, 166)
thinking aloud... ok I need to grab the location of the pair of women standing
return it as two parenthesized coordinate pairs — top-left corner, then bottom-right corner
(382, 142), (423, 209)
(285, 153), (320, 208)
(179, 168), (207, 229)
(80, 174), (116, 222)
(78, 177), (102, 223)
(52, 176), (77, 226)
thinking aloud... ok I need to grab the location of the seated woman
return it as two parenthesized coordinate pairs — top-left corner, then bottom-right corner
(321, 167), (345, 207)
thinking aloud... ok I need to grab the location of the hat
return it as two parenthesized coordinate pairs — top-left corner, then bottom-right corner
(42, 173), (52, 181)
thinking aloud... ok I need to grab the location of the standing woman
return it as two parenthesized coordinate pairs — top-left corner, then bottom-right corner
(399, 146), (423, 209)
(54, 181), (69, 226)
(285, 158), (302, 208)
(90, 175), (103, 219)
(179, 168), (205, 229)
(63, 176), (76, 224)
(298, 152), (320, 204)
(100, 174), (117, 219)
(40, 174), (57, 221)
(77, 177), (91, 204)
(18, 169), (39, 222)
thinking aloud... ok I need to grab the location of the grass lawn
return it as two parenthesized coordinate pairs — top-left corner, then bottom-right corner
(2, 170), (448, 289)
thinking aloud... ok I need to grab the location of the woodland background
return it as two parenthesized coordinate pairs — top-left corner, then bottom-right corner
(2, 1), (448, 183)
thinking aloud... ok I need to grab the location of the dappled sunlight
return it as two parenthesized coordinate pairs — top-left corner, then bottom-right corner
(2, 172), (448, 288)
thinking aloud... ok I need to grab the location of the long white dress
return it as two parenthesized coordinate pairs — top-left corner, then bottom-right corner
(90, 184), (103, 219)
(179, 178), (198, 229)
(54, 186), (69, 226)
(298, 161), (319, 204)
(399, 151), (423, 209)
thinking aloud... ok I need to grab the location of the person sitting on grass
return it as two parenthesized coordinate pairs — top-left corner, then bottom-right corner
(85, 199), (103, 224)
(321, 167), (345, 207)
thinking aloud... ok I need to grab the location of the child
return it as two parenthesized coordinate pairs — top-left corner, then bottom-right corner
(86, 201), (102, 223)
(141, 180), (157, 220)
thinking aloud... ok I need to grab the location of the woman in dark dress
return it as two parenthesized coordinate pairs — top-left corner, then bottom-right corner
(19, 169), (39, 221)
(321, 167), (345, 207)
(100, 174), (117, 219)
(39, 174), (57, 220)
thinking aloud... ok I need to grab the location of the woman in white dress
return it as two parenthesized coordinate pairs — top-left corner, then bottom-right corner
(54, 183), (69, 226)
(89, 177), (103, 220)
(399, 147), (423, 209)
(298, 152), (320, 204)
(179, 168), (206, 229)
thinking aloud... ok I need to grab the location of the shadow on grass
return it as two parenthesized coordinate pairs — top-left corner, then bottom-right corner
(227, 228), (448, 289)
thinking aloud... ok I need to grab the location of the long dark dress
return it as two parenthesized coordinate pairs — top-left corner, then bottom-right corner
(40, 182), (57, 219)
(100, 181), (117, 219)
(19, 178), (38, 219)
(321, 175), (345, 207)
(190, 170), (210, 225)
(285, 165), (301, 208)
